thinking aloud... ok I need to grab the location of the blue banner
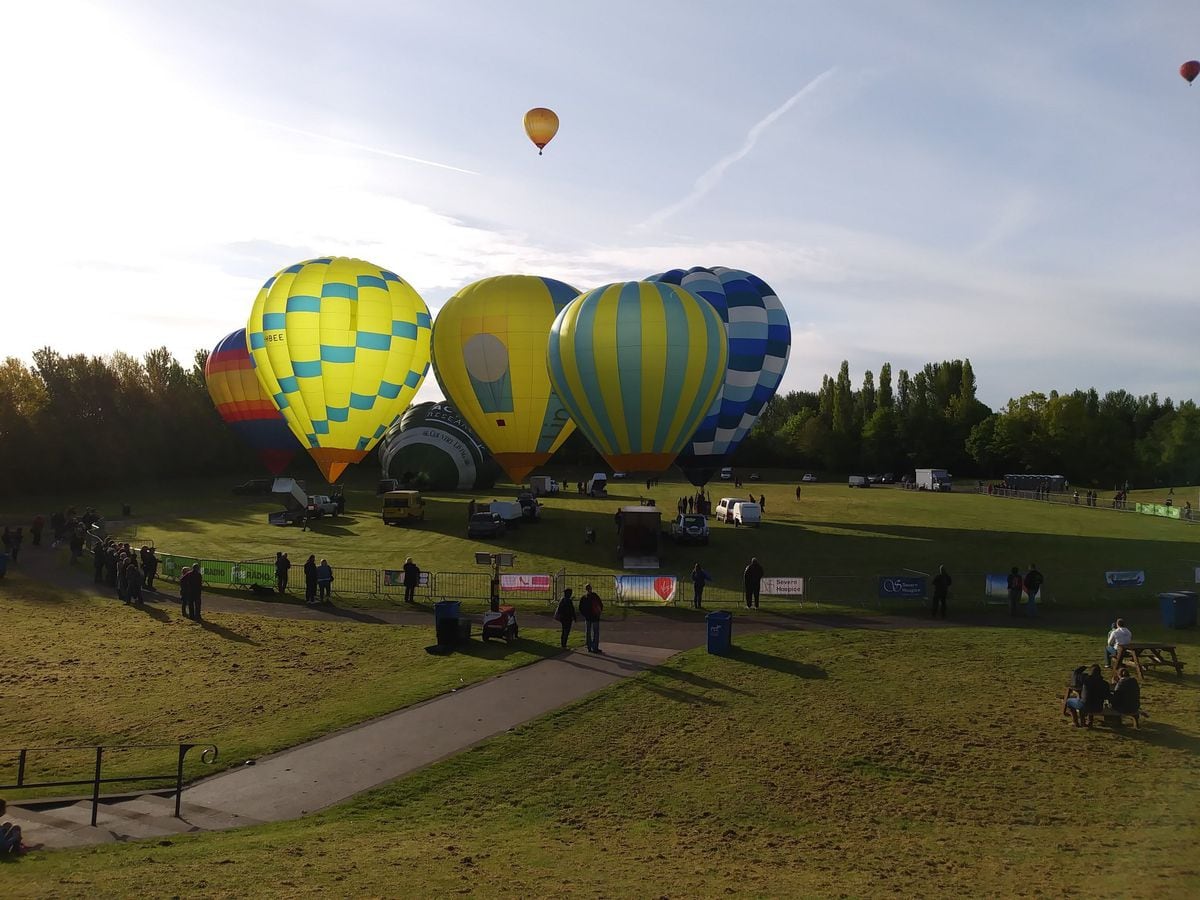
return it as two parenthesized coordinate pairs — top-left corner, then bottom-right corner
(878, 576), (926, 599)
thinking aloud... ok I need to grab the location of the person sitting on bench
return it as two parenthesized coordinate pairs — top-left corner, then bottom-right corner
(1064, 664), (1109, 727)
(1105, 619), (1132, 668)
(1109, 668), (1141, 719)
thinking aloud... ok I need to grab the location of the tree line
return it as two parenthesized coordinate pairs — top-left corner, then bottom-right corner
(740, 359), (1199, 488)
(1, 348), (1195, 499)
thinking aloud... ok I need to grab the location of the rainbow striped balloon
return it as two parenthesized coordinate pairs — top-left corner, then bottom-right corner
(246, 257), (432, 483)
(204, 329), (300, 475)
(546, 281), (727, 473)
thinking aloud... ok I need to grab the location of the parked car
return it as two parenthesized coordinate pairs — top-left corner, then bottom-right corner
(720, 467), (733, 480)
(749, 473), (761, 481)
(670, 514), (710, 545)
(381, 490), (425, 525)
(232, 478), (273, 495)
(515, 491), (541, 521)
(307, 495), (338, 517)
(467, 512), (505, 538)
(801, 473), (818, 483)
(714, 497), (741, 523)
(732, 501), (761, 527)
(868, 474), (882, 484)
(881, 473), (895, 484)
(848, 475), (871, 488)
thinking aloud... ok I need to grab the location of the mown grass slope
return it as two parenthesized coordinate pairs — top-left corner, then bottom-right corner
(8, 622), (1198, 898)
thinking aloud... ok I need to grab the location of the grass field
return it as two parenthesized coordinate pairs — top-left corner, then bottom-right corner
(5, 470), (1196, 612)
(6, 621), (1198, 898)
(0, 570), (574, 794)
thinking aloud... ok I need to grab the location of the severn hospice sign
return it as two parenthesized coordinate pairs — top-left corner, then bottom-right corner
(761, 577), (805, 597)
(878, 576), (926, 599)
(1105, 570), (1145, 587)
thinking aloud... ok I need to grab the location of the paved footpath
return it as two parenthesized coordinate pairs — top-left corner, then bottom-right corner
(5, 540), (945, 849)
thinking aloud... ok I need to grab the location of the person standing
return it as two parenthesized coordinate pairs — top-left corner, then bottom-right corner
(127, 563), (144, 606)
(743, 557), (764, 609)
(554, 587), (576, 649)
(578, 583), (603, 653)
(30, 515), (44, 547)
(92, 540), (106, 583)
(7, 528), (21, 563)
(316, 558), (334, 604)
(758, 494), (766, 513)
(1006, 566), (1023, 617)
(931, 565), (951, 618)
(1023, 564), (1044, 617)
(68, 527), (84, 565)
(180, 565), (202, 619)
(143, 547), (158, 592)
(303, 554), (318, 604)
(275, 552), (292, 594)
(402, 557), (421, 604)
(691, 562), (712, 609)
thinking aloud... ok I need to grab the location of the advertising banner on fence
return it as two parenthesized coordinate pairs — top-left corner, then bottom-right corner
(614, 575), (676, 604)
(157, 553), (200, 580)
(1105, 570), (1145, 587)
(382, 570), (430, 587)
(761, 577), (805, 597)
(878, 576), (926, 599)
(985, 574), (1026, 602)
(500, 574), (552, 592)
(1136, 503), (1180, 520)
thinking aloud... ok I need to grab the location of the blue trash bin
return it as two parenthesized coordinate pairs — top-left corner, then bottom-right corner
(706, 610), (732, 655)
(1159, 591), (1198, 629)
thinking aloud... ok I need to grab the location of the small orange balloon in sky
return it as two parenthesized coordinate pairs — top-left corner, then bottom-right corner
(523, 107), (559, 155)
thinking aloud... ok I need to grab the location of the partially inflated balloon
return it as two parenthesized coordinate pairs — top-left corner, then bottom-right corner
(378, 401), (498, 491)
(246, 257), (432, 483)
(432, 275), (578, 483)
(547, 281), (727, 473)
(647, 267), (791, 486)
(204, 329), (300, 475)
(523, 107), (559, 154)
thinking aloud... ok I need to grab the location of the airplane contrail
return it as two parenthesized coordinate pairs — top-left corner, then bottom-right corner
(257, 118), (480, 176)
(639, 67), (836, 229)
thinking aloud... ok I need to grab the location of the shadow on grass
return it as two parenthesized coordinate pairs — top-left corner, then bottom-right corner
(196, 617), (258, 645)
(132, 601), (172, 624)
(650, 666), (753, 695)
(455, 637), (562, 661)
(725, 646), (828, 679)
(639, 680), (726, 706)
(316, 604), (391, 625)
(1108, 719), (1200, 753)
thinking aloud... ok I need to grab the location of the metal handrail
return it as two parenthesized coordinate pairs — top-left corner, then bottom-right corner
(0, 742), (218, 825)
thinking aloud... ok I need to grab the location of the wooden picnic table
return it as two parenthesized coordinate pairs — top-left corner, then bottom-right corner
(1111, 643), (1185, 679)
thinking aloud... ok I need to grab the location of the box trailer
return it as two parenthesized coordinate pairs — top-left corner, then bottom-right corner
(915, 468), (952, 492)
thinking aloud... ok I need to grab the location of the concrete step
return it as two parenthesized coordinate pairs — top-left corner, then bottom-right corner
(2, 804), (116, 849)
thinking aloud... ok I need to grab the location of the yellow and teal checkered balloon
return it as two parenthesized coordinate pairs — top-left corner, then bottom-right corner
(246, 256), (432, 482)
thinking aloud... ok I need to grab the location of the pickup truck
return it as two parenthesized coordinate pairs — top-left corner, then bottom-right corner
(669, 514), (710, 545)
(307, 495), (338, 517)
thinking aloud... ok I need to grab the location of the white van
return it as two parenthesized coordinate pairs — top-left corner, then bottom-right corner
(732, 502), (761, 527)
(714, 497), (741, 523)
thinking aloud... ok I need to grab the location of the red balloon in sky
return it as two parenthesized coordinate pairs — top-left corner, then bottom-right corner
(1181, 60), (1200, 84)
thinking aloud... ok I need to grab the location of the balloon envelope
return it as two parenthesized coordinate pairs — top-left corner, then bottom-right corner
(246, 257), (432, 483)
(432, 274), (579, 483)
(647, 267), (791, 486)
(1182, 60), (1200, 84)
(547, 281), (728, 473)
(204, 329), (300, 475)
(523, 107), (559, 153)
(378, 401), (498, 491)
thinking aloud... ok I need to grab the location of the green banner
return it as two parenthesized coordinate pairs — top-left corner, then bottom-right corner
(1136, 503), (1181, 520)
(155, 555), (273, 587)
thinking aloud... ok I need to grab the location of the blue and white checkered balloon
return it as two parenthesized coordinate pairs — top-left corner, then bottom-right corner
(645, 267), (791, 486)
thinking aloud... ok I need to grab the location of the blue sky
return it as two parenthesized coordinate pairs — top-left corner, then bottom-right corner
(2, 0), (1196, 408)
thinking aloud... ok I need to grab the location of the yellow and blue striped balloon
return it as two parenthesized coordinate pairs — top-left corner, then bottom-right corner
(246, 256), (432, 483)
(547, 281), (727, 473)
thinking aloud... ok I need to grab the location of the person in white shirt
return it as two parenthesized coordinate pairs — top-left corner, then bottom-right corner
(1106, 618), (1132, 668)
